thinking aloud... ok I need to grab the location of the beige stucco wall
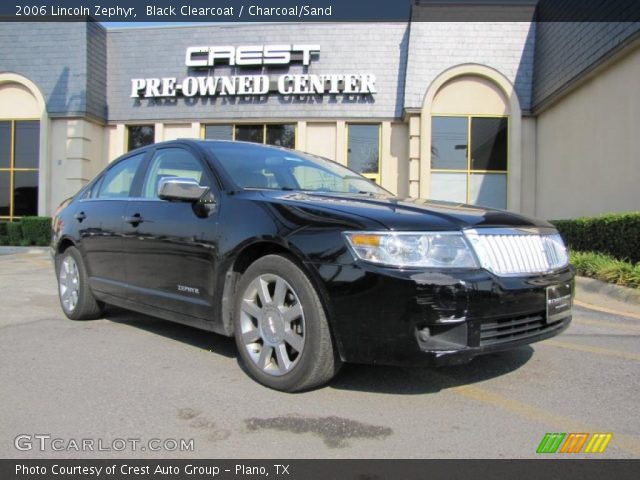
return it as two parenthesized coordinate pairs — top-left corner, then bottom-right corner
(0, 83), (41, 118)
(161, 123), (192, 141)
(381, 122), (409, 196)
(535, 46), (640, 219)
(431, 76), (511, 116)
(304, 122), (338, 161)
(104, 124), (124, 164)
(48, 118), (105, 212)
(520, 116), (537, 216)
(159, 122), (200, 141)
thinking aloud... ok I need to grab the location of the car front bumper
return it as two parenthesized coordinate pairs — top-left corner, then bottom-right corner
(311, 261), (575, 367)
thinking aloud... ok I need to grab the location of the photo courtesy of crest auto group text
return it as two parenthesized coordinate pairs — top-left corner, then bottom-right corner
(0, 0), (639, 478)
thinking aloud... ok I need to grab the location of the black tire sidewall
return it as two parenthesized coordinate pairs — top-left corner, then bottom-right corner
(233, 255), (330, 392)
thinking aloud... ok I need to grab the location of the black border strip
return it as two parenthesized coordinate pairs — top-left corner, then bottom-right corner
(2, 459), (640, 480)
(0, 1), (639, 23)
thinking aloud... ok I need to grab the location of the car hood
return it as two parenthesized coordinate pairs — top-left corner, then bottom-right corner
(250, 190), (554, 231)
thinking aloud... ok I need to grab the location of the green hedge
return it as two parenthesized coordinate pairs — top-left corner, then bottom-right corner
(551, 212), (640, 264)
(0, 221), (7, 245)
(0, 217), (52, 246)
(21, 216), (52, 246)
(7, 222), (23, 245)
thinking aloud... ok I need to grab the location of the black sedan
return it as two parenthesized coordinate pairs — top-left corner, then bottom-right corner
(52, 140), (574, 391)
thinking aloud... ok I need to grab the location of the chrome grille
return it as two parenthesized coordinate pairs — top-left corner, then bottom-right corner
(464, 229), (569, 276)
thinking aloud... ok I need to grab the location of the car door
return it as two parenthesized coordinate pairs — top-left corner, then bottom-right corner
(122, 146), (219, 319)
(76, 152), (146, 298)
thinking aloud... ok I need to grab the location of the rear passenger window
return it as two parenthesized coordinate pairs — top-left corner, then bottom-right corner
(97, 153), (144, 199)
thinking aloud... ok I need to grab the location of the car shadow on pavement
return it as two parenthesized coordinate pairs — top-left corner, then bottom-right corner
(103, 306), (237, 359)
(100, 306), (533, 394)
(329, 346), (534, 395)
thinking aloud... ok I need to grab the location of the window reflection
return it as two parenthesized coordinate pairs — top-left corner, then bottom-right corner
(14, 121), (39, 169)
(127, 125), (155, 151)
(0, 120), (40, 219)
(347, 124), (379, 175)
(235, 125), (264, 144)
(431, 115), (508, 209)
(431, 117), (468, 170)
(471, 118), (507, 171)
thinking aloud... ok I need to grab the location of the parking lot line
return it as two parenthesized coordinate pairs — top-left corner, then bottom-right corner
(540, 340), (640, 362)
(452, 384), (640, 456)
(574, 299), (640, 321)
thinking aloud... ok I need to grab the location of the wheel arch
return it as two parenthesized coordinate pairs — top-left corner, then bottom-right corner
(219, 240), (337, 350)
(56, 237), (76, 255)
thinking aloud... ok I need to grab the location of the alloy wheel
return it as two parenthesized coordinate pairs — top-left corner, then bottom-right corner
(239, 274), (306, 376)
(59, 256), (80, 313)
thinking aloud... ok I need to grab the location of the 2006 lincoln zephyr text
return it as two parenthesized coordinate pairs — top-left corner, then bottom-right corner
(52, 140), (574, 391)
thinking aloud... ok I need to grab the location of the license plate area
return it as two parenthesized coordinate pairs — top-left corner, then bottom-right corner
(546, 282), (572, 322)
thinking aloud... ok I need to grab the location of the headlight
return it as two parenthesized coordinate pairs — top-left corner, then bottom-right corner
(344, 231), (479, 268)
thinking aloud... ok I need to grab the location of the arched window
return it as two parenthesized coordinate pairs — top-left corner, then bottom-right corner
(430, 75), (510, 209)
(0, 81), (41, 220)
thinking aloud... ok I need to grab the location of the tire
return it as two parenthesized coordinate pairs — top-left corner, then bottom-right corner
(55, 246), (104, 320)
(233, 254), (341, 392)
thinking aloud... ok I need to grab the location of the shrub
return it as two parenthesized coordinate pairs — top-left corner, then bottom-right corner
(21, 216), (52, 246)
(551, 212), (640, 264)
(570, 251), (640, 289)
(7, 221), (22, 245)
(0, 221), (7, 245)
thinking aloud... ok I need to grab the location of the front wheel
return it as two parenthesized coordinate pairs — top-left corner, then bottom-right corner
(233, 254), (341, 392)
(55, 246), (104, 320)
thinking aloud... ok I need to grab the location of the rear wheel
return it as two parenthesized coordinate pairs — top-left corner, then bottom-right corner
(234, 254), (340, 392)
(56, 246), (104, 320)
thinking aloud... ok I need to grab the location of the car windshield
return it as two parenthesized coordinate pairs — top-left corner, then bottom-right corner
(205, 142), (388, 195)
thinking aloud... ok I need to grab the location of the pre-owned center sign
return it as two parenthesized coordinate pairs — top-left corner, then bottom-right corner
(130, 45), (377, 98)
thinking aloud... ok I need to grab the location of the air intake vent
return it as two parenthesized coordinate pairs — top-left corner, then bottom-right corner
(465, 228), (569, 276)
(480, 314), (567, 347)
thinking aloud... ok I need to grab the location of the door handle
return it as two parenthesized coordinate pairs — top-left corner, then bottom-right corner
(74, 212), (86, 222)
(125, 214), (144, 226)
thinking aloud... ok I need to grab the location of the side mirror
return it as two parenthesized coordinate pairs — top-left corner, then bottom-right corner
(158, 177), (210, 202)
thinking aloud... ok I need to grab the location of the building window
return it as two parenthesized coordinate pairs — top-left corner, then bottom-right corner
(265, 124), (295, 148)
(431, 115), (508, 209)
(0, 120), (39, 220)
(203, 124), (296, 149)
(235, 125), (265, 144)
(127, 125), (155, 151)
(204, 125), (233, 141)
(347, 124), (380, 184)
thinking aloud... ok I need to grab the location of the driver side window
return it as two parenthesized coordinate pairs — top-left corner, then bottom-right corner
(141, 148), (209, 199)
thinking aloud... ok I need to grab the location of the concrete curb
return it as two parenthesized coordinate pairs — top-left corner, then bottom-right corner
(0, 246), (49, 255)
(575, 276), (640, 316)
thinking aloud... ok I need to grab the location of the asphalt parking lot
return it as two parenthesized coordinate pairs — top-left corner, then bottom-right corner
(1, 249), (639, 459)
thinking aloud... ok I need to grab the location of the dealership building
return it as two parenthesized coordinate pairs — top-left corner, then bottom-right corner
(0, 10), (639, 221)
